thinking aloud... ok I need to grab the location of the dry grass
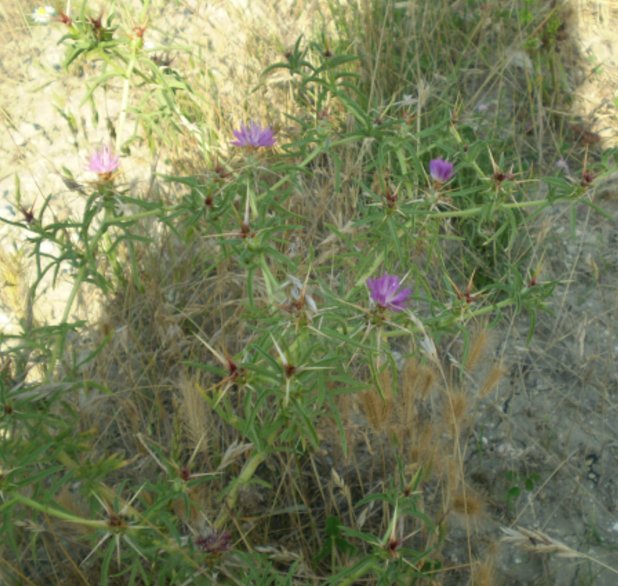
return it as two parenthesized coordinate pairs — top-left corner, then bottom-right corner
(502, 526), (618, 577)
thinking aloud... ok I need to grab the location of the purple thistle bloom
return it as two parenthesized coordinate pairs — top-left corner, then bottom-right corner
(231, 121), (276, 148)
(367, 274), (411, 312)
(88, 145), (120, 177)
(429, 158), (454, 183)
(196, 530), (232, 555)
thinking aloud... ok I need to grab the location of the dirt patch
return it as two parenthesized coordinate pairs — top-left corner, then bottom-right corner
(476, 196), (618, 584)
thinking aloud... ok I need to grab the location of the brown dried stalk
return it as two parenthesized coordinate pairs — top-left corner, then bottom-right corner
(501, 526), (618, 576)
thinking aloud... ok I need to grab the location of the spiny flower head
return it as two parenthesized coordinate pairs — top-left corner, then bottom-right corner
(196, 530), (232, 555)
(429, 158), (454, 183)
(367, 274), (411, 312)
(231, 121), (276, 148)
(88, 145), (120, 179)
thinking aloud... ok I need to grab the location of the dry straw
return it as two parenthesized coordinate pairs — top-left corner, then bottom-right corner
(502, 526), (618, 576)
(361, 368), (394, 431)
(179, 374), (210, 460)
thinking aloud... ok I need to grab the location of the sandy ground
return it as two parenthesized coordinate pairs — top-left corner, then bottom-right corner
(568, 0), (618, 148)
(1, 1), (618, 584)
(0, 0), (324, 330)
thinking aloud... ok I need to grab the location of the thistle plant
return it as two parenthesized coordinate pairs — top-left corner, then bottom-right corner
(0, 1), (612, 585)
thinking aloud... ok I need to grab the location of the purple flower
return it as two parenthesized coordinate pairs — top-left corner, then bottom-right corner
(367, 274), (411, 312)
(231, 121), (276, 148)
(429, 158), (454, 183)
(196, 530), (232, 555)
(88, 145), (120, 178)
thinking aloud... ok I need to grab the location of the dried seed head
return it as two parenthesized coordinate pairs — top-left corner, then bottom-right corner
(468, 555), (497, 586)
(360, 370), (393, 431)
(465, 329), (490, 372)
(479, 364), (506, 398)
(403, 359), (437, 402)
(447, 390), (469, 427)
(452, 491), (486, 518)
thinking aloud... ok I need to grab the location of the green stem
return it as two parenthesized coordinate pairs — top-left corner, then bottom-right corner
(213, 425), (279, 530)
(4, 494), (108, 529)
(101, 202), (124, 285)
(258, 254), (278, 302)
(336, 558), (376, 586)
(48, 216), (110, 377)
(214, 450), (268, 531)
(415, 197), (556, 221)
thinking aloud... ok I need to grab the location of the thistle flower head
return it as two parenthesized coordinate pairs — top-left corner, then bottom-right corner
(429, 158), (454, 183)
(231, 121), (276, 148)
(367, 274), (411, 312)
(196, 530), (232, 555)
(88, 145), (120, 179)
(32, 6), (56, 24)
